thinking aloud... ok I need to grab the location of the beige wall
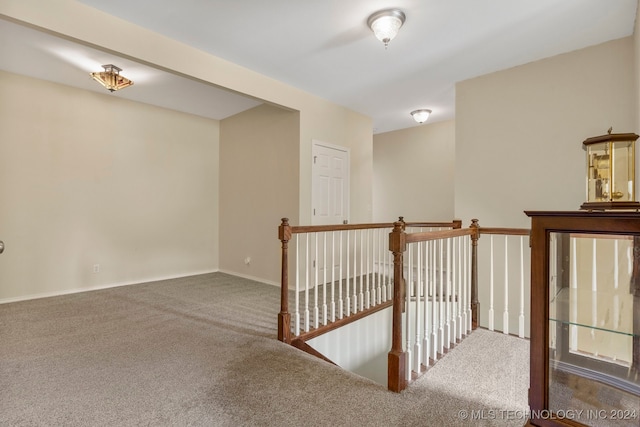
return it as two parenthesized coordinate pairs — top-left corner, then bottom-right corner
(455, 37), (636, 228)
(0, 71), (219, 301)
(0, 1), (374, 299)
(219, 104), (299, 284)
(373, 120), (455, 222)
(0, 0), (373, 227)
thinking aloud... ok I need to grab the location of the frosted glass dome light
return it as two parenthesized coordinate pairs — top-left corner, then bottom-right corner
(410, 109), (432, 124)
(367, 9), (406, 48)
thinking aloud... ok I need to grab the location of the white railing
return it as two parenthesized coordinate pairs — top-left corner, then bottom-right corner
(402, 232), (474, 382)
(277, 219), (460, 343)
(291, 226), (393, 336)
(476, 228), (531, 338)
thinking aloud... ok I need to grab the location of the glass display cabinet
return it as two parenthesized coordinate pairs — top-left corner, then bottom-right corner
(526, 211), (639, 427)
(580, 131), (639, 211)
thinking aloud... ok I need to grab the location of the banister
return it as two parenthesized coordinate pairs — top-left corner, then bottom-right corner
(278, 218), (292, 343)
(288, 217), (460, 234)
(278, 216), (533, 393)
(470, 219), (480, 330)
(388, 220), (407, 392)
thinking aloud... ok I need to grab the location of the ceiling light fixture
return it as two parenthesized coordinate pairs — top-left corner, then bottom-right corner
(367, 9), (406, 48)
(90, 64), (133, 92)
(410, 109), (432, 124)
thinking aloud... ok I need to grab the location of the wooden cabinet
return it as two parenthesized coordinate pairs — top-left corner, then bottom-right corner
(526, 211), (639, 427)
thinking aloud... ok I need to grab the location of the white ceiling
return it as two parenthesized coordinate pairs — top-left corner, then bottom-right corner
(2, 0), (638, 134)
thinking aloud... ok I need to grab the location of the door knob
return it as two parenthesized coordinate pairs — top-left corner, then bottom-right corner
(0, 240), (4, 254)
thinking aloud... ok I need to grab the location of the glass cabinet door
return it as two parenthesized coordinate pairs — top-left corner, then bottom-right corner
(548, 232), (639, 426)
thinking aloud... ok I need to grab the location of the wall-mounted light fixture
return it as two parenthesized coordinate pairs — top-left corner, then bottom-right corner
(90, 64), (133, 92)
(410, 109), (431, 124)
(367, 9), (406, 48)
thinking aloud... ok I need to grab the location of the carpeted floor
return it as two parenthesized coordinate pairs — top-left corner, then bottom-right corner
(0, 272), (530, 426)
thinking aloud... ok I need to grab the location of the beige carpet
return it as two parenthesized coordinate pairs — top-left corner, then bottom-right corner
(0, 272), (529, 426)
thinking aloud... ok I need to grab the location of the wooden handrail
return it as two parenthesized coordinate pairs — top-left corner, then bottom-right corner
(294, 300), (392, 342)
(479, 227), (530, 236)
(405, 227), (473, 244)
(289, 219), (459, 234)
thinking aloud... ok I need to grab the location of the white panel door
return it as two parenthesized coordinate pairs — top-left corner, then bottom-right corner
(312, 142), (349, 225)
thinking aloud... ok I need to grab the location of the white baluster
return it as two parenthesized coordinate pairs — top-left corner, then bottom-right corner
(388, 233), (393, 301)
(438, 239), (444, 355)
(414, 243), (422, 373)
(591, 238), (597, 337)
(444, 238), (451, 349)
(450, 237), (457, 346)
(489, 235), (495, 331)
(322, 232), (327, 326)
(613, 239), (620, 330)
(366, 229), (371, 309)
(406, 244), (413, 381)
(456, 235), (463, 341)
(431, 240), (438, 361)
(353, 229), (359, 314)
(331, 231), (336, 323)
(378, 228), (385, 304)
(345, 230), (350, 317)
(295, 234), (300, 336)
(462, 236), (467, 335)
(379, 229), (385, 304)
(519, 235), (525, 338)
(359, 230), (364, 312)
(467, 236), (472, 333)
(370, 228), (376, 307)
(423, 241), (430, 367)
(570, 236), (577, 351)
(304, 234), (310, 333)
(377, 229), (383, 304)
(503, 235), (509, 335)
(312, 233), (320, 328)
(314, 233), (319, 329)
(338, 230), (344, 320)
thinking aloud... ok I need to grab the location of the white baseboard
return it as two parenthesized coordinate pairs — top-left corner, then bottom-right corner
(217, 269), (279, 287)
(0, 269), (219, 305)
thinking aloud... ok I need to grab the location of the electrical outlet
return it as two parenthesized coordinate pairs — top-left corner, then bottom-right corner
(93, 264), (100, 273)
(244, 257), (251, 265)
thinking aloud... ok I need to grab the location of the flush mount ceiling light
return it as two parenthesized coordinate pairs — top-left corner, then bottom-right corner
(90, 64), (133, 92)
(410, 109), (432, 124)
(367, 9), (406, 48)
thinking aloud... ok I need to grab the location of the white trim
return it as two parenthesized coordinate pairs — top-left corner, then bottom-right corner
(0, 269), (219, 305)
(312, 139), (349, 153)
(217, 269), (279, 287)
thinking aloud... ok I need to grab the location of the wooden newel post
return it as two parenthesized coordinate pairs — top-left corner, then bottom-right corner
(470, 219), (480, 330)
(388, 221), (407, 392)
(278, 218), (292, 343)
